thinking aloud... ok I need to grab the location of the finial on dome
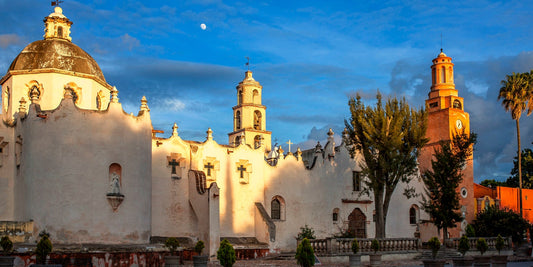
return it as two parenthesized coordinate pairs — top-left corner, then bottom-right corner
(111, 87), (119, 103)
(244, 70), (254, 80)
(172, 123), (179, 137)
(19, 98), (27, 114)
(140, 96), (150, 112)
(206, 128), (213, 140)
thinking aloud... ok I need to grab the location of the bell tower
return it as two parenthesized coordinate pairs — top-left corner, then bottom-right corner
(228, 71), (271, 151)
(420, 50), (474, 237)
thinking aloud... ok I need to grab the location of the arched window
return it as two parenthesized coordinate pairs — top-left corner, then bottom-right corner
(409, 205), (419, 225)
(352, 171), (361, 191)
(238, 90), (243, 105)
(235, 111), (241, 130)
(271, 196), (286, 220)
(432, 68), (436, 84)
(253, 90), (259, 104)
(57, 26), (63, 38)
(484, 198), (490, 210)
(254, 135), (262, 149)
(253, 110), (262, 130)
(234, 136), (241, 146)
(441, 66), (446, 83)
(449, 67), (454, 83)
(453, 99), (462, 110)
(332, 208), (339, 222)
(271, 199), (280, 220)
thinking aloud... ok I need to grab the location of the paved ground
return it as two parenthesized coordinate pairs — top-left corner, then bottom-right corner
(180, 258), (533, 266)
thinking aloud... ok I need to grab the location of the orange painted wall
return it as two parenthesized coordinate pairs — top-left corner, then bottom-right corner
(497, 186), (533, 223)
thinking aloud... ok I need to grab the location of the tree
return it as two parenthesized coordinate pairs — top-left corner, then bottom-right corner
(422, 131), (476, 245)
(36, 233), (53, 264)
(344, 92), (428, 238)
(472, 205), (530, 244)
(479, 179), (507, 188)
(498, 71), (533, 217)
(295, 238), (315, 267)
(506, 147), (533, 189)
(217, 239), (236, 267)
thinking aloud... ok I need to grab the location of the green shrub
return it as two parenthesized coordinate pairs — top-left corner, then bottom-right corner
(295, 238), (315, 267)
(458, 235), (470, 256)
(472, 206), (530, 244)
(297, 225), (316, 240)
(427, 237), (440, 259)
(476, 238), (488, 255)
(371, 239), (380, 254)
(217, 239), (236, 267)
(495, 235), (505, 255)
(351, 238), (359, 254)
(465, 224), (475, 237)
(0, 236), (13, 255)
(36, 234), (52, 264)
(164, 237), (180, 255)
(194, 240), (205, 255)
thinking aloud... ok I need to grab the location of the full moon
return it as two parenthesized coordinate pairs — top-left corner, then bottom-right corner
(200, 23), (207, 30)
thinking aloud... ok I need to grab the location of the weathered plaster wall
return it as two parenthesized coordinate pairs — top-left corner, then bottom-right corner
(20, 98), (151, 243)
(0, 122), (17, 220)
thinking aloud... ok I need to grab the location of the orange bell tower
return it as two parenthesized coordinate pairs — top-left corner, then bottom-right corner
(419, 50), (475, 237)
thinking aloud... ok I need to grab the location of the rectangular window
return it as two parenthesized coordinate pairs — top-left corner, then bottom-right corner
(352, 171), (361, 191)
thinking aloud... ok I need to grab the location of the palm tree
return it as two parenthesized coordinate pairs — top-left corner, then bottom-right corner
(498, 72), (532, 217)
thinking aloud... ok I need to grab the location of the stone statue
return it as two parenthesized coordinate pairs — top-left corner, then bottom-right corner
(109, 172), (121, 195)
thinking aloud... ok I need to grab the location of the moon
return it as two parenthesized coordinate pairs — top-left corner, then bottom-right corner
(200, 23), (207, 30)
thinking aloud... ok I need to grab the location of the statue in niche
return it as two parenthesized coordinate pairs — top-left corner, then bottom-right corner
(108, 172), (122, 195)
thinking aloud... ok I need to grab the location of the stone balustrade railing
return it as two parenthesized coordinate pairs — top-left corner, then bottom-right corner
(308, 237), (419, 256)
(445, 236), (512, 250)
(307, 236), (513, 256)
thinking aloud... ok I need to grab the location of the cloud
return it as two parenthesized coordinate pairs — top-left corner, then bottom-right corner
(162, 98), (186, 111)
(120, 34), (140, 51)
(0, 34), (22, 48)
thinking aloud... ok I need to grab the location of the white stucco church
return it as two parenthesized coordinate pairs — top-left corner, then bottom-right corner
(0, 7), (474, 260)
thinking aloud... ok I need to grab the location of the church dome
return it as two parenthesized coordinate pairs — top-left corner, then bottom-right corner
(7, 38), (106, 82)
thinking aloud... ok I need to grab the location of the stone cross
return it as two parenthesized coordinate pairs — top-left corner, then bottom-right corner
(286, 140), (293, 153)
(204, 162), (214, 176)
(237, 165), (247, 178)
(168, 158), (180, 175)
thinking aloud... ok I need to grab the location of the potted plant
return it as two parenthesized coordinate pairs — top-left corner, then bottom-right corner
(453, 235), (473, 267)
(217, 239), (236, 267)
(0, 235), (15, 267)
(35, 232), (53, 265)
(164, 237), (180, 267)
(193, 240), (207, 267)
(369, 239), (381, 267)
(465, 224), (475, 237)
(422, 237), (445, 267)
(473, 238), (490, 267)
(492, 235), (508, 267)
(349, 238), (360, 267)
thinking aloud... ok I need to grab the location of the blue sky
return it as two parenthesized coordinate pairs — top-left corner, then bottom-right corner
(1, 0), (533, 183)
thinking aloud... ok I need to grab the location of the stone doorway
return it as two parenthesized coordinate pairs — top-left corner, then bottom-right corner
(348, 208), (366, 238)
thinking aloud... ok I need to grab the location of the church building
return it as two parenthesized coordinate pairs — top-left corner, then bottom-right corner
(0, 7), (474, 260)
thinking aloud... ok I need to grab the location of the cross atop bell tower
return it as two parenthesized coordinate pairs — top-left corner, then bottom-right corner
(228, 70), (272, 151)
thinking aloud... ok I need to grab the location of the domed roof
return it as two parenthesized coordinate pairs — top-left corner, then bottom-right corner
(7, 38), (106, 82)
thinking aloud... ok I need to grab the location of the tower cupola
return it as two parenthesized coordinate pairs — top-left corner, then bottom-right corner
(430, 49), (455, 95)
(44, 6), (73, 41)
